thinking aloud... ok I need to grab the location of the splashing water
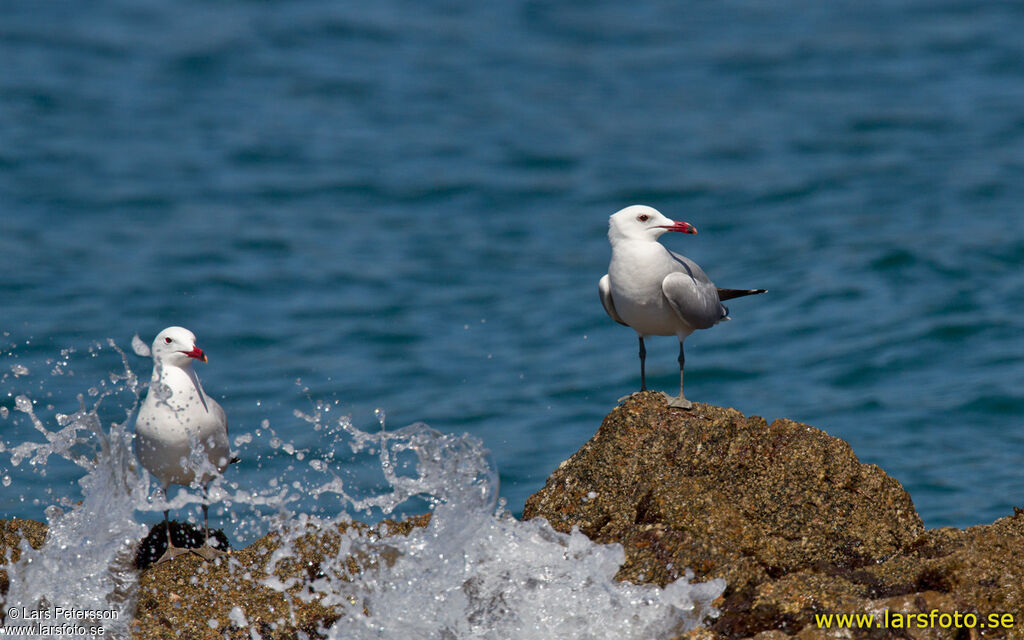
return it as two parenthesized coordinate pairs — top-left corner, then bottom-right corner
(0, 339), (725, 638)
(2, 341), (148, 637)
(324, 427), (723, 638)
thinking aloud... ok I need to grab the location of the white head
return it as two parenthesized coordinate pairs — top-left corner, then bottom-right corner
(151, 326), (208, 369)
(607, 205), (698, 243)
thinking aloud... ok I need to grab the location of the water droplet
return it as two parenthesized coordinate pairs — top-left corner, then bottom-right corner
(10, 364), (29, 377)
(131, 334), (151, 357)
(375, 408), (386, 429)
(14, 395), (32, 412)
(1, 475), (10, 487)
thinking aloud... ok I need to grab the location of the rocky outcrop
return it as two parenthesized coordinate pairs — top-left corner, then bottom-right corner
(524, 392), (1024, 639)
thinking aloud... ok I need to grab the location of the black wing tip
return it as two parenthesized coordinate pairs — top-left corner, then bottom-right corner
(717, 288), (767, 301)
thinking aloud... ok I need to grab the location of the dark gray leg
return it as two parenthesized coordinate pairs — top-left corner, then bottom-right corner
(619, 336), (652, 403)
(666, 340), (693, 409)
(155, 488), (188, 564)
(192, 486), (227, 561)
(638, 336), (647, 391)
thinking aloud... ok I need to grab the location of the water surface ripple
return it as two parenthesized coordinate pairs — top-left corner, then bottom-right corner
(2, 0), (1023, 529)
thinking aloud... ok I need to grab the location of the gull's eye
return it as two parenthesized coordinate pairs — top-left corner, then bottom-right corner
(638, 214), (649, 222)
(164, 337), (172, 344)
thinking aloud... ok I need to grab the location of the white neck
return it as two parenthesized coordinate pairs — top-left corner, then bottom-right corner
(152, 361), (209, 412)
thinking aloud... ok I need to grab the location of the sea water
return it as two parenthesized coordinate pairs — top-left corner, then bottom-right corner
(3, 0), (1024, 534)
(0, 340), (724, 638)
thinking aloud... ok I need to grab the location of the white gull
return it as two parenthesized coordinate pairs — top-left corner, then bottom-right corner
(135, 326), (231, 562)
(599, 205), (765, 409)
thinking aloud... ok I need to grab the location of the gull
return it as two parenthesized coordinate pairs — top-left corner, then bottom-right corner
(599, 205), (765, 409)
(135, 326), (232, 563)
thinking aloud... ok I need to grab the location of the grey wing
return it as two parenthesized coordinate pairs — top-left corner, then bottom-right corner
(213, 398), (228, 435)
(204, 393), (228, 435)
(667, 250), (715, 286)
(209, 395), (240, 464)
(661, 270), (727, 330)
(598, 274), (628, 326)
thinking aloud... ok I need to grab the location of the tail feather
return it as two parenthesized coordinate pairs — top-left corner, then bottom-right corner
(717, 288), (766, 301)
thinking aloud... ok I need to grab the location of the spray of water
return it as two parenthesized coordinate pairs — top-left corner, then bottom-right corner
(2, 340), (148, 637)
(0, 338), (725, 638)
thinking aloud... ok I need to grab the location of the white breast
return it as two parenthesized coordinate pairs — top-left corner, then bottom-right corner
(135, 366), (229, 488)
(607, 241), (692, 337)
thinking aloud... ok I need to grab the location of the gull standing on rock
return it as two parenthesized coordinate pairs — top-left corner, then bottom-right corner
(599, 205), (765, 409)
(135, 326), (231, 562)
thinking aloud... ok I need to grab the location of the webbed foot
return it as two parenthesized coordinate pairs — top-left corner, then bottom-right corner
(191, 543), (228, 562)
(154, 544), (192, 564)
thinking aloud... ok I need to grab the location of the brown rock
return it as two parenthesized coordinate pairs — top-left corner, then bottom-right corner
(523, 394), (923, 585)
(523, 393), (1024, 639)
(0, 517), (48, 608)
(131, 514), (429, 639)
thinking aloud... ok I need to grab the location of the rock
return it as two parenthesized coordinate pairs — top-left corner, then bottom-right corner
(0, 518), (48, 604)
(523, 393), (1024, 639)
(0, 514), (429, 638)
(131, 514), (430, 639)
(524, 393), (923, 590)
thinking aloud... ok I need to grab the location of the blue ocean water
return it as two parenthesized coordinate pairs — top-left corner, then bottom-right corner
(1, 0), (1023, 534)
